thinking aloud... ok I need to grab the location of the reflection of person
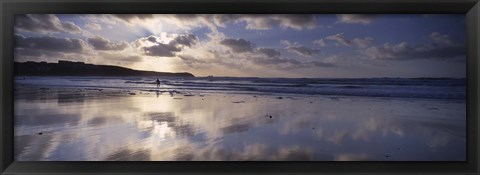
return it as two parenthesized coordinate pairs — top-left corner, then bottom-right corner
(156, 78), (160, 88)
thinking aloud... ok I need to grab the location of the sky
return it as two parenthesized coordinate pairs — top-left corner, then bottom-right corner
(14, 14), (466, 78)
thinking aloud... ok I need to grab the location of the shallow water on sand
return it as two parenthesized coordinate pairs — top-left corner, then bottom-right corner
(14, 88), (466, 161)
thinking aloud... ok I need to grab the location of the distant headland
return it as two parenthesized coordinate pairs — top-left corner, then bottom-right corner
(14, 60), (195, 77)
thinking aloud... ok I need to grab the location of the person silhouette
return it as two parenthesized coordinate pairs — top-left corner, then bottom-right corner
(156, 78), (160, 88)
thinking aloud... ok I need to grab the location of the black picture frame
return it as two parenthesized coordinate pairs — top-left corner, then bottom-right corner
(1, 0), (479, 174)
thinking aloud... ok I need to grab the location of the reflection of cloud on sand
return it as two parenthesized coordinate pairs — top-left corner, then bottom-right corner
(327, 129), (350, 145)
(87, 116), (107, 126)
(16, 113), (81, 127)
(15, 135), (55, 160)
(14, 90), (466, 161)
(104, 148), (151, 161)
(138, 112), (196, 139)
(151, 143), (317, 161)
(221, 123), (250, 134)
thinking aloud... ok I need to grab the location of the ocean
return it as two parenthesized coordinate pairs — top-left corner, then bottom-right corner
(15, 76), (466, 100)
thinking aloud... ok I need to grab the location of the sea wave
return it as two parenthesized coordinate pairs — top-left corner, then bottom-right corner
(14, 76), (466, 100)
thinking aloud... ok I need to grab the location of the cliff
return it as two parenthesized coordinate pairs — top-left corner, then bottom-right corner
(14, 61), (195, 77)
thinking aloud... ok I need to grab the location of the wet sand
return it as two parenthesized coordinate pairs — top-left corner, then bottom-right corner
(14, 85), (466, 161)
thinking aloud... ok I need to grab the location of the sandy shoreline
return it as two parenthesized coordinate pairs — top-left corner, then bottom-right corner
(14, 84), (466, 161)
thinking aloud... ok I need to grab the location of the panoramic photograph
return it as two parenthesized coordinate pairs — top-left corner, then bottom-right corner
(14, 14), (466, 161)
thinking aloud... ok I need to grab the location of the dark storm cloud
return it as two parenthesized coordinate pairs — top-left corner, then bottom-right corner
(15, 14), (82, 34)
(88, 36), (129, 51)
(337, 14), (378, 24)
(220, 38), (255, 53)
(147, 36), (157, 43)
(143, 43), (181, 57)
(15, 34), (87, 53)
(169, 34), (199, 47)
(111, 14), (155, 22)
(257, 48), (281, 58)
(365, 32), (465, 61)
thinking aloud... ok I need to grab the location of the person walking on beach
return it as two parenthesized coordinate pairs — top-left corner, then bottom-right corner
(156, 78), (161, 88)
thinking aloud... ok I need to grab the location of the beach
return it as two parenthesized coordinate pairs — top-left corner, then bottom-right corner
(14, 77), (466, 161)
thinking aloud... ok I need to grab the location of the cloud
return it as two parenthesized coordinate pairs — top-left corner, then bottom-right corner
(352, 37), (375, 48)
(365, 32), (465, 61)
(136, 33), (199, 57)
(85, 22), (102, 30)
(173, 14), (317, 31)
(326, 33), (351, 46)
(178, 55), (208, 68)
(15, 34), (87, 53)
(169, 34), (199, 47)
(326, 33), (374, 48)
(143, 43), (181, 57)
(280, 40), (293, 46)
(313, 39), (326, 47)
(88, 36), (129, 51)
(220, 38), (255, 53)
(98, 52), (142, 63)
(281, 40), (320, 57)
(111, 14), (155, 23)
(178, 36), (335, 72)
(285, 46), (320, 57)
(337, 14), (378, 24)
(238, 14), (317, 30)
(250, 47), (334, 68)
(429, 32), (455, 46)
(15, 14), (82, 34)
(257, 48), (281, 58)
